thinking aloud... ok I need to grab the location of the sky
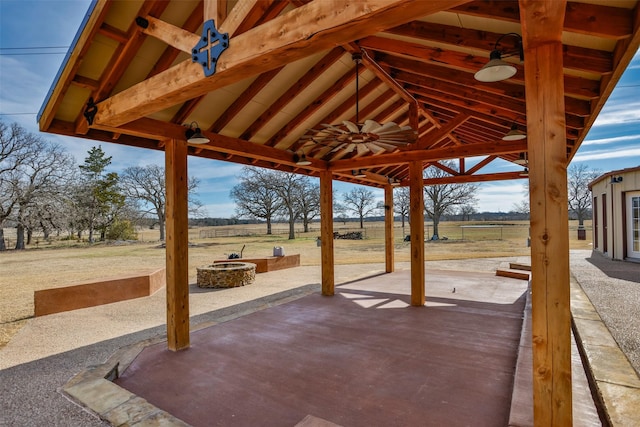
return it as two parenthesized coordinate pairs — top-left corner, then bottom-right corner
(1, 0), (640, 218)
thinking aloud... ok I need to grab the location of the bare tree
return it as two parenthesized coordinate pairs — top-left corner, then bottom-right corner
(267, 171), (306, 239)
(458, 204), (477, 221)
(230, 167), (283, 235)
(511, 198), (530, 217)
(295, 177), (320, 233)
(424, 161), (479, 240)
(120, 164), (200, 241)
(0, 121), (36, 250)
(342, 187), (379, 229)
(568, 163), (599, 228)
(393, 186), (410, 228)
(0, 121), (74, 249)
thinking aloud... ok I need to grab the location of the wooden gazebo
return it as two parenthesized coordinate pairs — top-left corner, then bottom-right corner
(38, 1), (640, 424)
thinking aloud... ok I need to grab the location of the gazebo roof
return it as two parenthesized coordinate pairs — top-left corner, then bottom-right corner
(38, 0), (640, 187)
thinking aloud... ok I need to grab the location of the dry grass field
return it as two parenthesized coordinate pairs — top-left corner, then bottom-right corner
(0, 220), (592, 347)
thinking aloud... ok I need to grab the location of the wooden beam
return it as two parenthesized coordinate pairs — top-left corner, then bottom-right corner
(385, 185), (395, 273)
(141, 15), (197, 54)
(330, 140), (527, 171)
(417, 114), (468, 149)
(93, 118), (329, 171)
(361, 48), (421, 130)
(93, 0), (472, 127)
(409, 161), (425, 306)
(320, 170), (334, 296)
(424, 170), (525, 185)
(520, 1), (572, 425)
(204, 0), (226, 24)
(165, 138), (190, 351)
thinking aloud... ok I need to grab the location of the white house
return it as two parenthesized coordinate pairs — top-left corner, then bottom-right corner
(589, 166), (640, 261)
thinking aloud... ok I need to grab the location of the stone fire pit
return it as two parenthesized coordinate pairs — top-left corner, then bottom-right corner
(196, 262), (257, 288)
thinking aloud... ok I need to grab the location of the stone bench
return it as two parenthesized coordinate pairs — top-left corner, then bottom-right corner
(213, 254), (300, 273)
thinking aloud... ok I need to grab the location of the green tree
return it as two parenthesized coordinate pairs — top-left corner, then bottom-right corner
(77, 146), (125, 242)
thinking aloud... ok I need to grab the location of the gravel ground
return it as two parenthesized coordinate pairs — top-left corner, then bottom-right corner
(570, 249), (640, 376)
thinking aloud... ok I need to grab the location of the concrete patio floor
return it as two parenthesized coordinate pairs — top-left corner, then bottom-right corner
(63, 267), (602, 426)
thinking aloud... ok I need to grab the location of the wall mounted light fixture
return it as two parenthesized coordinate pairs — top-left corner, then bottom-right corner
(293, 152), (312, 166)
(475, 33), (523, 83)
(184, 122), (210, 144)
(502, 123), (527, 141)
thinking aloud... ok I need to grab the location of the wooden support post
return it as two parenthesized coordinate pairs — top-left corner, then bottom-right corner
(520, 1), (572, 424)
(320, 170), (334, 296)
(384, 185), (394, 273)
(165, 138), (190, 351)
(409, 161), (425, 306)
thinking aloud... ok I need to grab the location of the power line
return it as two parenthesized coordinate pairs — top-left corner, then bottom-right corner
(0, 46), (68, 50)
(0, 46), (69, 56)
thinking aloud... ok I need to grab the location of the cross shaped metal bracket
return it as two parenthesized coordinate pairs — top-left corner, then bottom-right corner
(192, 20), (229, 77)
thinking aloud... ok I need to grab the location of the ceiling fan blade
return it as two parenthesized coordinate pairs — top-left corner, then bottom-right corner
(361, 119), (381, 133)
(366, 143), (385, 154)
(372, 141), (399, 151)
(342, 120), (360, 133)
(373, 122), (399, 133)
(356, 143), (369, 156)
(344, 143), (356, 153)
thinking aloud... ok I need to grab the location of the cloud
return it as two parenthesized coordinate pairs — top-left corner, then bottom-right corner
(591, 102), (640, 126)
(573, 146), (640, 162)
(476, 182), (528, 212)
(582, 134), (640, 146)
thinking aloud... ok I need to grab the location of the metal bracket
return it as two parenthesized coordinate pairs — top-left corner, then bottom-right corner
(192, 20), (229, 77)
(83, 97), (98, 125)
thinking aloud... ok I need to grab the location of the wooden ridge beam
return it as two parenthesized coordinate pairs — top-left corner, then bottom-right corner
(92, 0), (472, 128)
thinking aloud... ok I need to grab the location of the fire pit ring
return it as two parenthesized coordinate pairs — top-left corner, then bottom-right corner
(196, 262), (256, 288)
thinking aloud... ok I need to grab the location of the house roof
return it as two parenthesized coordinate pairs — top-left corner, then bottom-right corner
(589, 165), (640, 189)
(38, 0), (640, 188)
